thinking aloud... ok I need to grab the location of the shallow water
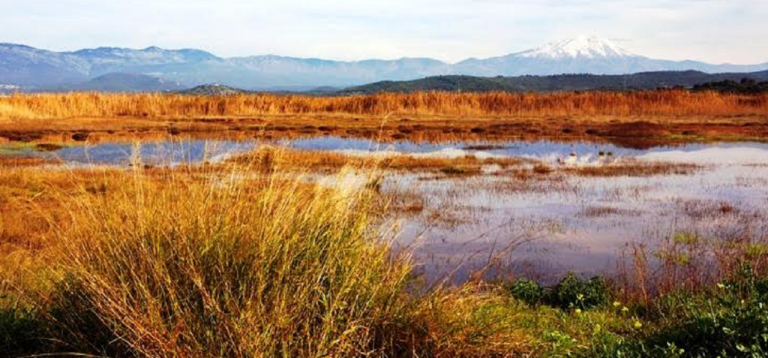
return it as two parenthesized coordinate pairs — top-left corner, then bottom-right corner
(5, 136), (768, 283)
(48, 141), (258, 166)
(393, 168), (768, 283)
(381, 143), (768, 284)
(10, 136), (768, 165)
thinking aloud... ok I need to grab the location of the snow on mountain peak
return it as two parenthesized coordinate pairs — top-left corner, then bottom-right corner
(517, 35), (635, 59)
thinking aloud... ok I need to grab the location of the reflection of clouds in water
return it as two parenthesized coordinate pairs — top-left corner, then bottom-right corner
(638, 146), (768, 165)
(383, 145), (768, 282)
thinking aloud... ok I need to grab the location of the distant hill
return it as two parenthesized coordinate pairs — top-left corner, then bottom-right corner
(341, 70), (768, 94)
(67, 73), (184, 92)
(2, 35), (767, 91)
(178, 84), (250, 95)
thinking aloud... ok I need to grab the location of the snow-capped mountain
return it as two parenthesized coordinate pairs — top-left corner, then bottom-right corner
(516, 35), (634, 59)
(1, 35), (766, 91)
(454, 35), (768, 76)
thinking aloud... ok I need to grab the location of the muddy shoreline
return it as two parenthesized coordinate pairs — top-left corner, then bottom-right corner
(2, 114), (768, 149)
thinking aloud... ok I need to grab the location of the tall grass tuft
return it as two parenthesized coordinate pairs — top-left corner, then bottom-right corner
(47, 165), (414, 357)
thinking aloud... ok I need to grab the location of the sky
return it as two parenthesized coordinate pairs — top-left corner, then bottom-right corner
(1, 0), (767, 64)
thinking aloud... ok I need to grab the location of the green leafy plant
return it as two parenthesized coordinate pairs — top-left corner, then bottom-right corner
(508, 279), (544, 306)
(545, 273), (611, 310)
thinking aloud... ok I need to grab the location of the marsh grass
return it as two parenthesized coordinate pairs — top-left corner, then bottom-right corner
(618, 220), (768, 303)
(39, 162), (421, 357)
(565, 161), (702, 177)
(229, 146), (522, 174)
(1, 91), (767, 120)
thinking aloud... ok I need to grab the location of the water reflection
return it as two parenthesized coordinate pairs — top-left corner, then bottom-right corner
(20, 136), (768, 166)
(51, 141), (257, 166)
(383, 146), (768, 284)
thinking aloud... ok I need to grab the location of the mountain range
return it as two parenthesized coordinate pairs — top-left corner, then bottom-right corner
(1, 35), (767, 92)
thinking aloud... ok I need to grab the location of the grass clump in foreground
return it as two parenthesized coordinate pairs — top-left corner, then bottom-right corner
(3, 163), (768, 357)
(3, 166), (416, 357)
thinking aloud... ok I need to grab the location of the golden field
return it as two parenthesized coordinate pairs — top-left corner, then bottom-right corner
(0, 91), (766, 147)
(1, 91), (768, 119)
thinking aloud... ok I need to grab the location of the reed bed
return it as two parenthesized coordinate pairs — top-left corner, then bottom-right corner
(1, 90), (767, 120)
(38, 164), (418, 357)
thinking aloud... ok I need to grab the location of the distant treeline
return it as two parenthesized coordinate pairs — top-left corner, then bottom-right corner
(692, 78), (768, 94)
(341, 70), (768, 94)
(2, 90), (767, 120)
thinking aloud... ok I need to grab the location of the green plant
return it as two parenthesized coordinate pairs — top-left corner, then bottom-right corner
(673, 232), (701, 246)
(509, 279), (543, 306)
(596, 266), (768, 358)
(0, 306), (46, 357)
(545, 273), (611, 310)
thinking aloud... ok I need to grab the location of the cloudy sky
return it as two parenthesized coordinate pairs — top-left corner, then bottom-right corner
(2, 0), (766, 64)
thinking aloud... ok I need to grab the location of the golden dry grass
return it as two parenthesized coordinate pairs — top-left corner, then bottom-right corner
(0, 163), (423, 357)
(564, 161), (702, 177)
(2, 91), (767, 148)
(53, 168), (415, 357)
(1, 90), (767, 120)
(229, 146), (523, 174)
